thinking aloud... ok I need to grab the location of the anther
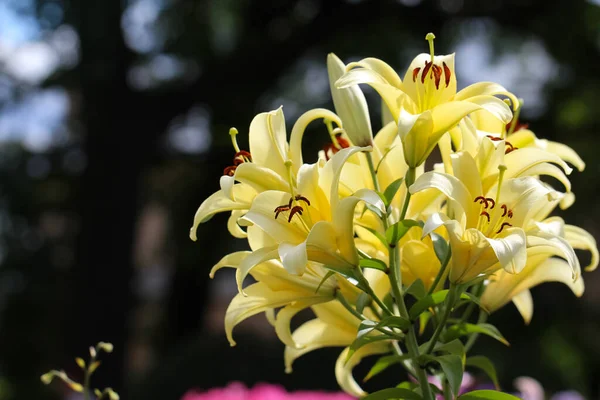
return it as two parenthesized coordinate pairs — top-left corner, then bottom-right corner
(431, 64), (442, 89)
(501, 204), (508, 217)
(223, 166), (237, 176)
(412, 67), (421, 82)
(507, 210), (513, 218)
(421, 61), (433, 84)
(295, 195), (310, 206)
(486, 135), (503, 142)
(443, 62), (451, 88)
(474, 196), (487, 205)
(504, 142), (518, 154)
(288, 206), (304, 223)
(480, 211), (491, 223)
(496, 222), (513, 234)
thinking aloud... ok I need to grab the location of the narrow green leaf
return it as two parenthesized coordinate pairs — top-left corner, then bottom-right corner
(466, 356), (500, 390)
(356, 292), (370, 314)
(435, 339), (466, 360)
(315, 270), (336, 293)
(382, 177), (404, 208)
(405, 279), (427, 300)
(430, 232), (449, 263)
(385, 219), (420, 246)
(364, 354), (412, 382)
(365, 203), (385, 219)
(409, 290), (450, 321)
(359, 258), (388, 272)
(444, 323), (509, 346)
(418, 311), (431, 335)
(362, 388), (423, 400)
(346, 335), (390, 363)
(436, 354), (464, 397)
(462, 292), (489, 313)
(458, 390), (520, 399)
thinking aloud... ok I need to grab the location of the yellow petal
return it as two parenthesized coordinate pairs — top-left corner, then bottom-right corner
(289, 108), (342, 173)
(486, 227), (527, 275)
(225, 283), (330, 346)
(236, 245), (280, 294)
(335, 342), (390, 397)
(336, 68), (405, 121)
(512, 289), (533, 324)
(454, 82), (518, 113)
(564, 224), (599, 271)
(209, 251), (251, 278)
(278, 242), (308, 275)
(227, 210), (247, 238)
(249, 107), (289, 179)
(232, 162), (290, 193)
(401, 53), (457, 107)
(284, 317), (356, 373)
(275, 300), (326, 349)
(327, 54), (373, 147)
(189, 184), (255, 241)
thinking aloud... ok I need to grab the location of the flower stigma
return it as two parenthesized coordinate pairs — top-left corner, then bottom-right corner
(223, 127), (252, 176)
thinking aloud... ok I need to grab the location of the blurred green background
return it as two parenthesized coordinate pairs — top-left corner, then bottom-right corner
(0, 0), (599, 399)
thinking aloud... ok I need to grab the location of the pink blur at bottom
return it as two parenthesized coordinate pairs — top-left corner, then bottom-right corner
(180, 382), (355, 400)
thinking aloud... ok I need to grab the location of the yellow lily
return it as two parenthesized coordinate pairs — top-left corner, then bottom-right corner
(336, 33), (516, 167)
(190, 106), (348, 240)
(481, 214), (597, 323)
(237, 145), (385, 279)
(410, 150), (569, 283)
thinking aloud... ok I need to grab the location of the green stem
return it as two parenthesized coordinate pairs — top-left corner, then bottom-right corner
(83, 355), (95, 400)
(390, 245), (433, 400)
(356, 268), (394, 316)
(400, 168), (416, 220)
(336, 290), (365, 321)
(427, 247), (452, 296)
(425, 284), (458, 355)
(465, 310), (488, 352)
(365, 152), (381, 192)
(459, 282), (484, 323)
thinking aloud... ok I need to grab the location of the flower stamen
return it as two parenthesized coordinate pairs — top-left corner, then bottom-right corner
(496, 222), (513, 234)
(274, 195), (312, 222)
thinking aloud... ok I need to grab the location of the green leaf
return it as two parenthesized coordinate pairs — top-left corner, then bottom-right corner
(444, 323), (509, 346)
(359, 258), (388, 272)
(462, 292), (489, 313)
(382, 177), (404, 208)
(435, 339), (466, 360)
(466, 356), (500, 390)
(356, 292), (370, 314)
(346, 335), (390, 363)
(430, 232), (449, 263)
(409, 290), (451, 321)
(436, 354), (464, 397)
(364, 354), (412, 381)
(358, 316), (411, 339)
(365, 203), (385, 219)
(374, 145), (396, 175)
(458, 390), (521, 399)
(418, 311), (431, 335)
(405, 279), (427, 300)
(362, 388), (423, 400)
(315, 270), (336, 293)
(386, 219), (420, 246)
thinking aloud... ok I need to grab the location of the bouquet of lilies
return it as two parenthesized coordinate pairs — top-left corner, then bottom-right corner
(190, 33), (597, 400)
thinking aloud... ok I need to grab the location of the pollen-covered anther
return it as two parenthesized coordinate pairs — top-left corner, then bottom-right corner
(323, 133), (350, 160)
(421, 61), (433, 84)
(507, 210), (513, 218)
(496, 222), (513, 234)
(474, 196), (495, 209)
(223, 166), (237, 176)
(442, 62), (451, 87)
(288, 206), (304, 223)
(480, 211), (491, 223)
(412, 67), (421, 82)
(233, 150), (252, 165)
(501, 204), (508, 217)
(486, 135), (503, 142)
(504, 142), (518, 154)
(431, 64), (442, 89)
(274, 195), (311, 222)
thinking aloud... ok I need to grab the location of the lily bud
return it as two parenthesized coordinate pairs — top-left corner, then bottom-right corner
(327, 53), (373, 147)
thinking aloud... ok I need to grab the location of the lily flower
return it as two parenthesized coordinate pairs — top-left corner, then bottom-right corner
(410, 150), (571, 283)
(237, 146), (385, 279)
(481, 209), (598, 323)
(336, 33), (517, 167)
(190, 106), (347, 240)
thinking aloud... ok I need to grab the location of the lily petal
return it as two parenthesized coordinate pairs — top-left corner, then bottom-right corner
(327, 54), (373, 147)
(249, 107), (289, 179)
(335, 342), (390, 397)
